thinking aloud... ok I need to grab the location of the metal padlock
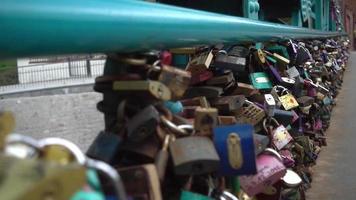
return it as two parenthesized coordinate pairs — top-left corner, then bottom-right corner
(86, 131), (122, 164)
(271, 86), (299, 110)
(113, 80), (171, 101)
(206, 71), (235, 86)
(249, 72), (273, 90)
(118, 164), (162, 200)
(190, 70), (214, 85)
(263, 118), (293, 150)
(264, 94), (276, 117)
(194, 107), (218, 137)
(253, 133), (270, 155)
(126, 105), (160, 143)
(239, 149), (287, 197)
(186, 50), (214, 75)
(184, 86), (223, 99)
(155, 134), (170, 181)
(211, 95), (246, 115)
(0, 111), (15, 149)
(181, 96), (210, 108)
(214, 51), (247, 73)
(169, 136), (220, 175)
(0, 155), (86, 200)
(234, 100), (266, 126)
(158, 65), (191, 100)
(218, 116), (238, 125)
(213, 124), (257, 175)
(231, 82), (259, 97)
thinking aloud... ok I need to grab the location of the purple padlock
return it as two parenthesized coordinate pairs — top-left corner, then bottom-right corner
(313, 118), (323, 131)
(279, 149), (295, 168)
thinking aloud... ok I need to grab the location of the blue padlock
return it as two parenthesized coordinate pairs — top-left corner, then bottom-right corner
(213, 124), (257, 176)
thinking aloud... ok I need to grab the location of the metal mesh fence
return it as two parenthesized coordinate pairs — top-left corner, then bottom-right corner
(0, 54), (105, 94)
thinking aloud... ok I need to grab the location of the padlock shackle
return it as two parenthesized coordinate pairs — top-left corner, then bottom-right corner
(160, 115), (189, 136)
(262, 117), (280, 133)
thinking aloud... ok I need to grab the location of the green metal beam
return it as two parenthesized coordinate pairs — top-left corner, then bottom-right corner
(0, 0), (345, 59)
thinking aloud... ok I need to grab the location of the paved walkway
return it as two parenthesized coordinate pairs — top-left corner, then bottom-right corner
(307, 52), (356, 199)
(0, 92), (104, 151)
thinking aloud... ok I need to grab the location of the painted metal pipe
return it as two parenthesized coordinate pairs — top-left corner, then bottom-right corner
(0, 0), (345, 59)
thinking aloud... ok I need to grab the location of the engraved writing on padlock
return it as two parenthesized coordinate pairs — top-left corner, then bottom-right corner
(169, 136), (220, 175)
(239, 152), (286, 197)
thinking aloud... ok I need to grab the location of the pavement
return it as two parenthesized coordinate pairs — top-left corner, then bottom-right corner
(307, 51), (356, 199)
(0, 92), (104, 151)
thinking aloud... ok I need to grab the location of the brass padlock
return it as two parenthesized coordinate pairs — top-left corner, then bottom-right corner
(113, 80), (171, 101)
(186, 50), (214, 75)
(158, 65), (191, 100)
(194, 107), (218, 137)
(118, 164), (162, 200)
(234, 100), (266, 126)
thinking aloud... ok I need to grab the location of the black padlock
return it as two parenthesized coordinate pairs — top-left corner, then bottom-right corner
(126, 105), (160, 143)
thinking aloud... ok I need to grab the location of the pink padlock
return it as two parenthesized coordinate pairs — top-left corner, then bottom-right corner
(239, 149), (287, 197)
(313, 118), (323, 131)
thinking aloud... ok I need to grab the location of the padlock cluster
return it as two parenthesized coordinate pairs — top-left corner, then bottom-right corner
(87, 37), (350, 199)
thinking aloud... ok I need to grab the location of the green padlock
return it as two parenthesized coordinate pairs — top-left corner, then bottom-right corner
(249, 72), (273, 90)
(71, 169), (105, 200)
(180, 191), (214, 200)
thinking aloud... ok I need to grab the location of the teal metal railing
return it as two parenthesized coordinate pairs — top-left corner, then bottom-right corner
(0, 0), (346, 59)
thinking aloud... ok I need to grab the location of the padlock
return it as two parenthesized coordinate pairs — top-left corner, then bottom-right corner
(271, 86), (299, 110)
(214, 52), (247, 74)
(158, 65), (191, 99)
(118, 164), (162, 200)
(206, 71), (235, 86)
(155, 134), (170, 181)
(190, 70), (214, 85)
(39, 137), (86, 165)
(181, 96), (210, 108)
(194, 107), (218, 137)
(264, 94), (276, 117)
(239, 149), (287, 197)
(211, 95), (245, 115)
(263, 118), (293, 150)
(249, 72), (273, 90)
(286, 66), (300, 78)
(126, 105), (160, 143)
(86, 131), (122, 164)
(113, 80), (171, 101)
(234, 100), (266, 126)
(0, 155), (86, 200)
(0, 111), (15, 149)
(218, 116), (238, 125)
(169, 136), (220, 175)
(253, 134), (270, 155)
(180, 177), (214, 200)
(120, 134), (161, 163)
(213, 124), (257, 175)
(186, 50), (214, 75)
(279, 149), (295, 167)
(71, 169), (105, 200)
(5, 134), (40, 159)
(164, 100), (184, 114)
(184, 86), (223, 99)
(231, 82), (260, 97)
(273, 109), (296, 127)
